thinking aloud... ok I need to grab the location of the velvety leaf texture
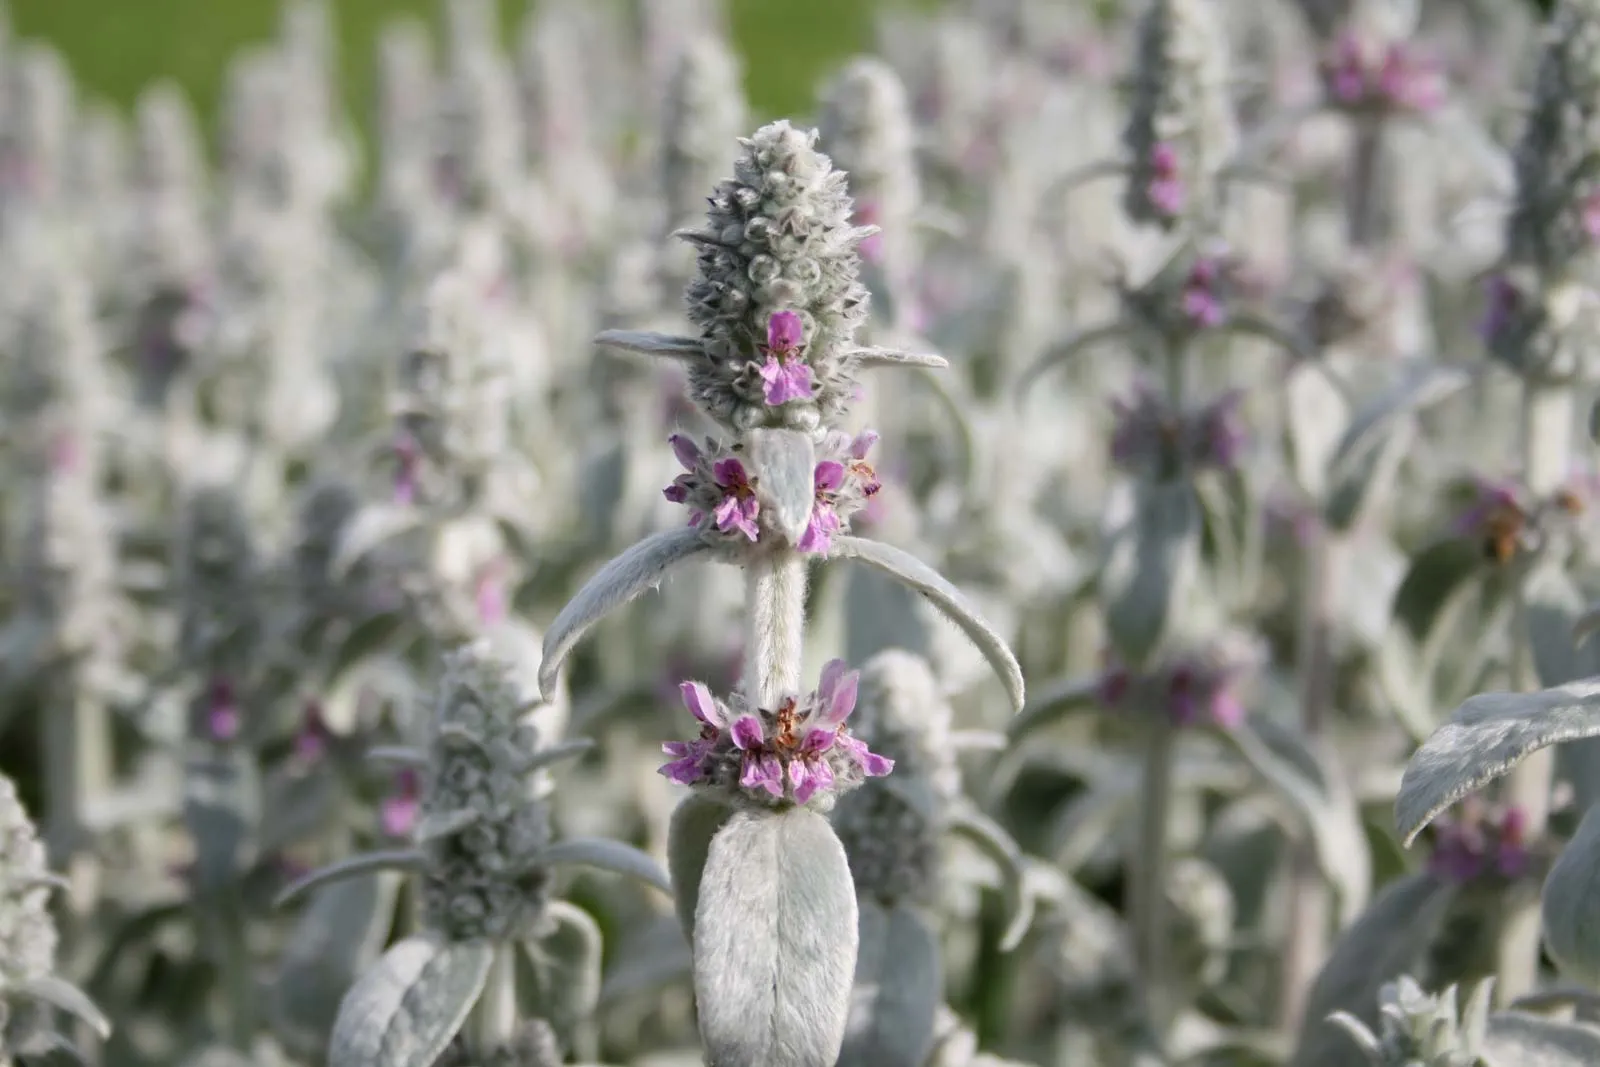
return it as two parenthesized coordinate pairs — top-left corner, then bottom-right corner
(837, 901), (942, 1067)
(693, 807), (859, 1067)
(1395, 678), (1600, 845)
(327, 935), (493, 1067)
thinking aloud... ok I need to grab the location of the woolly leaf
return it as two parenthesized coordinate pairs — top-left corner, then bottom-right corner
(1284, 361), (1351, 502)
(1288, 873), (1458, 1067)
(327, 935), (492, 1067)
(521, 900), (604, 1050)
(271, 871), (404, 1060)
(1396, 678), (1600, 846)
(946, 800), (1034, 951)
(17, 975), (111, 1039)
(274, 850), (426, 909)
(667, 792), (735, 942)
(593, 330), (704, 360)
(838, 902), (942, 1067)
(332, 504), (423, 580)
(1099, 480), (1200, 669)
(1484, 1011), (1600, 1065)
(539, 528), (712, 699)
(694, 808), (858, 1067)
(746, 428), (817, 546)
(829, 535), (1024, 712)
(847, 346), (949, 369)
(1542, 802), (1600, 987)
(540, 837), (673, 895)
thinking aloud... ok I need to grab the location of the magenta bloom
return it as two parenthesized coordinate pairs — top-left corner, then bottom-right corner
(1181, 257), (1229, 328)
(1146, 142), (1185, 218)
(1376, 44), (1443, 113)
(1096, 644), (1253, 730)
(393, 434), (421, 506)
(1479, 273), (1521, 342)
(381, 768), (421, 838)
(759, 310), (814, 405)
(711, 458), (760, 541)
(658, 660), (893, 805)
(206, 679), (241, 742)
(294, 701), (333, 762)
(1327, 33), (1368, 103)
(798, 461), (847, 554)
(1428, 800), (1530, 883)
(1196, 390), (1248, 469)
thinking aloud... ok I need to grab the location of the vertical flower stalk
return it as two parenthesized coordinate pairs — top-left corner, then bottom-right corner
(557, 120), (1022, 1067)
(1478, 0), (1600, 1004)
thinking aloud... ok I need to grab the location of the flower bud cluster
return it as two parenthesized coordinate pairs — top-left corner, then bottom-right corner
(1122, 245), (1263, 342)
(1426, 799), (1530, 884)
(662, 425), (882, 553)
(1317, 27), (1443, 116)
(1330, 977), (1491, 1067)
(1108, 385), (1247, 479)
(418, 642), (554, 942)
(816, 58), (920, 271)
(0, 776), (60, 1062)
(830, 651), (955, 905)
(1121, 0), (1238, 229)
(658, 659), (893, 811)
(1096, 633), (1263, 730)
(392, 265), (514, 507)
(680, 120), (875, 431)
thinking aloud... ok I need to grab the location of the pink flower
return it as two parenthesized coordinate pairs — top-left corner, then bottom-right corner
(660, 681), (726, 785)
(758, 311), (814, 406)
(475, 559), (509, 625)
(1583, 192), (1600, 243)
(1146, 142), (1185, 218)
(854, 201), (885, 263)
(1181, 256), (1229, 328)
(381, 769), (421, 838)
(711, 458), (760, 541)
(798, 461), (847, 554)
(393, 434), (421, 506)
(206, 679), (241, 742)
(294, 701), (333, 762)
(1478, 273), (1521, 342)
(1429, 800), (1531, 883)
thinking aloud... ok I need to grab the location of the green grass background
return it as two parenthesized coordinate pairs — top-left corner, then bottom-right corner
(9, 0), (940, 141)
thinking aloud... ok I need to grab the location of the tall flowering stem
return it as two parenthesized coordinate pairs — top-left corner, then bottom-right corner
(559, 120), (1022, 1067)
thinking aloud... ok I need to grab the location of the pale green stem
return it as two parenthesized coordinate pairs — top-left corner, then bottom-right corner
(1133, 718), (1176, 1030)
(43, 666), (111, 869)
(1497, 383), (1573, 1003)
(470, 944), (520, 1058)
(743, 552), (808, 708)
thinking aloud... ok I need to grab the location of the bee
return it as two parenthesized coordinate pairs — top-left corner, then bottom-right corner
(1481, 505), (1524, 565)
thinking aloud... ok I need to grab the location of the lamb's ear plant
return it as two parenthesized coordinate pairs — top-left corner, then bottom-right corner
(560, 119), (1023, 1067)
(277, 641), (669, 1067)
(0, 772), (112, 1064)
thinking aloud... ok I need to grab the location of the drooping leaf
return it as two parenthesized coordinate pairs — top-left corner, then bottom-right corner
(327, 936), (493, 1067)
(945, 800), (1034, 951)
(1542, 802), (1600, 987)
(1014, 322), (1134, 400)
(1009, 675), (1103, 741)
(847, 346), (949, 370)
(17, 975), (112, 1038)
(829, 536), (1024, 712)
(1484, 1011), (1600, 1066)
(274, 850), (426, 909)
(693, 808), (858, 1067)
(539, 528), (712, 700)
(746, 428), (817, 546)
(1099, 479), (1201, 669)
(667, 792), (735, 942)
(1289, 873), (1458, 1067)
(271, 872), (404, 1060)
(539, 837), (673, 895)
(1395, 678), (1600, 846)
(332, 504), (424, 580)
(838, 902), (942, 1067)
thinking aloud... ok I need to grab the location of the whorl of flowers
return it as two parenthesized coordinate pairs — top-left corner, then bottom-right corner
(1096, 633), (1263, 730)
(658, 658), (893, 811)
(680, 120), (875, 431)
(1327, 977), (1493, 1067)
(392, 267), (512, 504)
(1505, 0), (1600, 276)
(660, 36), (748, 236)
(1317, 26), (1444, 117)
(1121, 245), (1263, 342)
(1109, 385), (1247, 479)
(830, 651), (955, 905)
(662, 425), (881, 552)
(0, 776), (61, 1062)
(418, 642), (554, 941)
(1449, 473), (1592, 566)
(815, 57), (920, 268)
(1121, 0), (1238, 229)
(1426, 799), (1531, 884)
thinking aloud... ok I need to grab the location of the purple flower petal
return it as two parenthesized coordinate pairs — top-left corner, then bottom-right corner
(741, 751), (785, 796)
(760, 356), (815, 405)
(680, 681), (718, 726)
(767, 310), (804, 353)
(813, 460), (847, 492)
(660, 753), (706, 785)
(669, 433), (701, 471)
(790, 757), (834, 804)
(713, 457), (749, 488)
(850, 430), (879, 460)
(800, 727), (837, 755)
(837, 734), (894, 777)
(730, 715), (765, 751)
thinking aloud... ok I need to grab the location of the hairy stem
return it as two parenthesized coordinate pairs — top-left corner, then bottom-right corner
(1345, 119), (1385, 249)
(1133, 718), (1176, 1031)
(743, 552), (808, 707)
(1497, 383), (1573, 1003)
(470, 944), (519, 1056)
(42, 667), (111, 868)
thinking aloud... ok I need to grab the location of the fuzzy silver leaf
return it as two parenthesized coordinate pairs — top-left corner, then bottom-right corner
(667, 792), (735, 942)
(1100, 479), (1201, 670)
(838, 902), (941, 1067)
(540, 837), (673, 895)
(693, 807), (858, 1067)
(327, 935), (492, 1067)
(746, 428), (817, 546)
